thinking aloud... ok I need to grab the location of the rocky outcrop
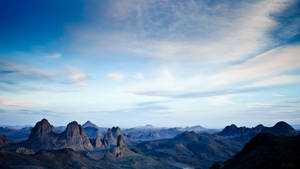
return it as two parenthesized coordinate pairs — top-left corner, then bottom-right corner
(0, 135), (11, 147)
(19, 119), (57, 151)
(10, 119), (94, 152)
(58, 121), (94, 150)
(103, 127), (122, 147)
(90, 129), (104, 149)
(29, 119), (53, 139)
(111, 135), (131, 158)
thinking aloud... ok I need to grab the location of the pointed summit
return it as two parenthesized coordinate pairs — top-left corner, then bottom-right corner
(82, 121), (98, 128)
(218, 124), (239, 136)
(29, 119), (53, 139)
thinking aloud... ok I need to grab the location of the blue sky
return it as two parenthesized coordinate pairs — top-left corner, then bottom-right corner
(0, 0), (300, 128)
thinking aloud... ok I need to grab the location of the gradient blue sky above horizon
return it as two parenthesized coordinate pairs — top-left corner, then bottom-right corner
(0, 0), (300, 128)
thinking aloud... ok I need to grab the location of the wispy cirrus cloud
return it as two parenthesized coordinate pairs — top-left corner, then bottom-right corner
(0, 60), (54, 83)
(71, 0), (294, 64)
(0, 97), (41, 107)
(213, 45), (300, 87)
(0, 60), (90, 93)
(123, 44), (300, 98)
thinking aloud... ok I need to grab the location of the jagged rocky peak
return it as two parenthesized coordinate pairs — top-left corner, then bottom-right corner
(65, 121), (86, 138)
(103, 126), (123, 147)
(111, 126), (122, 136)
(29, 119), (53, 139)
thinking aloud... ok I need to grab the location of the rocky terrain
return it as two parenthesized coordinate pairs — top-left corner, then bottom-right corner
(0, 139), (179, 169)
(6, 119), (94, 151)
(0, 135), (11, 147)
(137, 131), (242, 169)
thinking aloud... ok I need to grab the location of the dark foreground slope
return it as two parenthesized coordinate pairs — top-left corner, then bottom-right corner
(210, 133), (300, 169)
(0, 148), (179, 169)
(0, 148), (103, 169)
(137, 131), (243, 169)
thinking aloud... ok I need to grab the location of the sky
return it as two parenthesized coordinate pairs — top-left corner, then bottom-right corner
(0, 0), (300, 128)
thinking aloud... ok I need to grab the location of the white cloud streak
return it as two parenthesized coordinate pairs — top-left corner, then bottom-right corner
(106, 72), (125, 81)
(45, 53), (62, 59)
(132, 72), (144, 79)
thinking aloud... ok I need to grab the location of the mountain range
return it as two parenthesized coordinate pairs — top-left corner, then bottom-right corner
(0, 121), (220, 143)
(0, 119), (298, 169)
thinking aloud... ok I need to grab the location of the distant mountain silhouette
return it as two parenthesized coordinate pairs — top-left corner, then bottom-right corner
(83, 120), (98, 128)
(0, 127), (31, 143)
(261, 121), (297, 136)
(211, 133), (300, 169)
(82, 121), (108, 139)
(217, 121), (297, 143)
(123, 125), (219, 142)
(84, 126), (100, 138)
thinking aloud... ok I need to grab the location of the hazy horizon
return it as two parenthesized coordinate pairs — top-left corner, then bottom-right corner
(1, 0), (300, 128)
(1, 119), (299, 129)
